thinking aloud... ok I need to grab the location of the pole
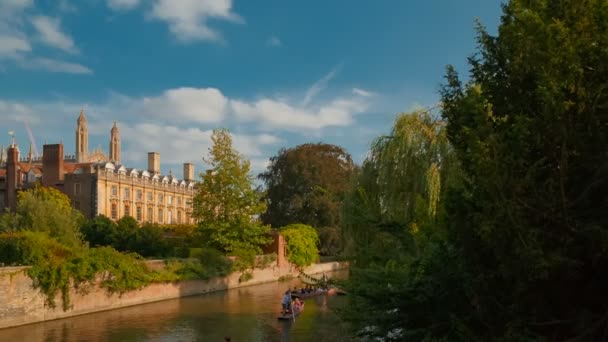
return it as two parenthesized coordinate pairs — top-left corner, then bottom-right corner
(290, 291), (296, 322)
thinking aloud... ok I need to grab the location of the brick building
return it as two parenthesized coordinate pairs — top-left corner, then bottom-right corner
(0, 111), (196, 224)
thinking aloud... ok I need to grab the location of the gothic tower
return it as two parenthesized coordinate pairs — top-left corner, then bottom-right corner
(109, 121), (121, 163)
(75, 109), (88, 163)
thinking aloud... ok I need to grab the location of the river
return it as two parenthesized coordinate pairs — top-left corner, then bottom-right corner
(0, 270), (350, 342)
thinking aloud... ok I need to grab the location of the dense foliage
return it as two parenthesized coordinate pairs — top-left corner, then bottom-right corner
(0, 186), (84, 248)
(341, 0), (608, 340)
(81, 216), (172, 257)
(192, 129), (272, 264)
(340, 110), (457, 340)
(0, 231), (154, 310)
(438, 0), (608, 339)
(280, 224), (320, 268)
(259, 143), (355, 255)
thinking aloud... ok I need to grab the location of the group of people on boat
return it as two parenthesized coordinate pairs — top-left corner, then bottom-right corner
(281, 290), (304, 315)
(294, 284), (325, 295)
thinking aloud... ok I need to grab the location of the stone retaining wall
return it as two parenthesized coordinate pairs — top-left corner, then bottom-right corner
(0, 261), (347, 330)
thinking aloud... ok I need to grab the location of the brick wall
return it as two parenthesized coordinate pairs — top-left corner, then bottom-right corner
(0, 261), (348, 329)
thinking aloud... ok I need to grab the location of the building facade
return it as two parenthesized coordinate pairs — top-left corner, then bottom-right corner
(0, 111), (196, 224)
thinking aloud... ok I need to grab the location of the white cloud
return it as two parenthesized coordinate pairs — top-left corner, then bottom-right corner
(57, 0), (77, 13)
(0, 2), (92, 74)
(117, 123), (279, 175)
(231, 95), (369, 131)
(0, 0), (32, 16)
(20, 57), (92, 74)
(141, 87), (228, 123)
(0, 100), (41, 125)
(352, 88), (373, 97)
(107, 0), (140, 11)
(31, 16), (79, 54)
(0, 35), (31, 58)
(149, 0), (243, 42)
(266, 35), (281, 47)
(0, 0), (32, 58)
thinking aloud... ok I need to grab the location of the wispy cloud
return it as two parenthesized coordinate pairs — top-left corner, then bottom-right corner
(19, 57), (93, 74)
(149, 0), (244, 42)
(301, 66), (341, 106)
(0, 0), (33, 58)
(0, 2), (92, 74)
(352, 88), (373, 97)
(31, 16), (79, 54)
(266, 35), (281, 47)
(107, 0), (140, 11)
(0, 35), (31, 58)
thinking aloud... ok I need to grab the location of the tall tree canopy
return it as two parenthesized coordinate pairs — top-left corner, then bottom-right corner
(259, 143), (355, 255)
(193, 129), (271, 255)
(439, 0), (608, 339)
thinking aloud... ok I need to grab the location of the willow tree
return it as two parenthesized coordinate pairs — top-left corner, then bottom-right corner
(342, 110), (455, 264)
(340, 110), (461, 340)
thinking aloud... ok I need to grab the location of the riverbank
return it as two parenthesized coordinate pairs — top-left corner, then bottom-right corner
(0, 261), (347, 329)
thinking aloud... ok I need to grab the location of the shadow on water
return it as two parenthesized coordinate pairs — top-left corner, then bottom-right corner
(0, 269), (350, 342)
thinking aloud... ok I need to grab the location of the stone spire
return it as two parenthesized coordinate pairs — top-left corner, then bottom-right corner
(109, 121), (121, 164)
(27, 143), (33, 162)
(75, 109), (89, 163)
(0, 144), (5, 164)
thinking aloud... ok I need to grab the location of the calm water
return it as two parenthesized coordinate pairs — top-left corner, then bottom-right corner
(0, 270), (350, 342)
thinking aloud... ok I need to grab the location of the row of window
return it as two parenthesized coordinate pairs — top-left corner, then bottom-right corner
(110, 203), (188, 224)
(109, 185), (188, 206)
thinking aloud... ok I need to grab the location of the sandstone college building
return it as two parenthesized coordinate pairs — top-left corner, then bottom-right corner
(0, 111), (196, 225)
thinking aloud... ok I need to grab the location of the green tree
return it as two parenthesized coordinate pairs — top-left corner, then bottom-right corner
(132, 223), (171, 258)
(9, 186), (84, 248)
(339, 110), (460, 340)
(192, 129), (271, 256)
(112, 216), (139, 252)
(81, 215), (117, 247)
(437, 0), (608, 339)
(260, 143), (355, 231)
(280, 224), (320, 268)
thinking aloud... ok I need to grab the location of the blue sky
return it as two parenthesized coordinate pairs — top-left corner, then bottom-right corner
(0, 0), (502, 178)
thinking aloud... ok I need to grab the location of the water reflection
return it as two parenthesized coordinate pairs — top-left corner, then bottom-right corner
(0, 270), (350, 342)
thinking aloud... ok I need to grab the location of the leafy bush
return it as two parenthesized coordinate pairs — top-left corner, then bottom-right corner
(173, 246), (190, 258)
(131, 224), (171, 258)
(10, 186), (84, 249)
(0, 231), (154, 310)
(280, 224), (320, 268)
(255, 253), (277, 268)
(0, 231), (72, 266)
(188, 248), (204, 258)
(238, 271), (253, 283)
(81, 218), (172, 258)
(197, 248), (233, 277)
(231, 247), (257, 272)
(81, 215), (116, 247)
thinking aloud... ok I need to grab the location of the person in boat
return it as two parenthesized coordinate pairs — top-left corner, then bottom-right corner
(292, 297), (303, 313)
(300, 287), (306, 294)
(281, 290), (292, 314)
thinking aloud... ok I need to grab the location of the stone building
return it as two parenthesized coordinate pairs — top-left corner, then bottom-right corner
(0, 111), (196, 224)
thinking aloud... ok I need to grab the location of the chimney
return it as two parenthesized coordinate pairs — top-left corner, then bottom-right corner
(183, 163), (194, 182)
(42, 144), (64, 187)
(5, 144), (19, 211)
(148, 152), (160, 174)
